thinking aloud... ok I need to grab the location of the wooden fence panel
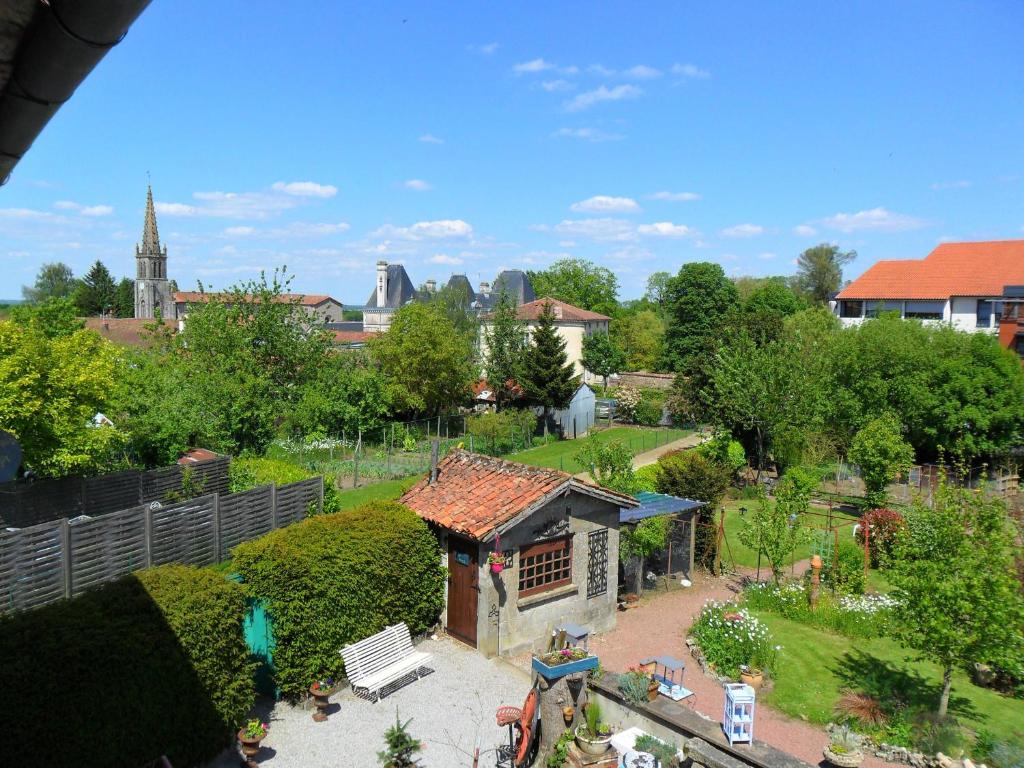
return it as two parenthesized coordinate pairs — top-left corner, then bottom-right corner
(0, 476), (83, 527)
(219, 484), (274, 560)
(274, 477), (322, 527)
(0, 520), (66, 615)
(83, 470), (141, 517)
(69, 506), (148, 597)
(151, 495), (217, 568)
(189, 456), (231, 497)
(140, 466), (184, 504)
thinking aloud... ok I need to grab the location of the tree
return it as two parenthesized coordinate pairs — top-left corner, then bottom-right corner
(610, 309), (665, 371)
(290, 351), (392, 437)
(74, 260), (118, 316)
(0, 317), (125, 476)
(796, 243), (856, 303)
(654, 449), (732, 570)
(482, 291), (528, 409)
(662, 262), (738, 378)
(848, 414), (914, 507)
(527, 258), (619, 316)
(581, 332), (625, 393)
(575, 435), (636, 495)
(370, 300), (477, 417)
(520, 301), (578, 414)
(22, 261), (77, 303)
(644, 271), (672, 309)
(737, 467), (815, 583)
(113, 278), (135, 318)
(890, 482), (1024, 718)
(730, 277), (807, 346)
(620, 516), (671, 595)
(8, 297), (83, 338)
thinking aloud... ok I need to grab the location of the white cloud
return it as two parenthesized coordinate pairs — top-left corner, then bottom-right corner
(271, 181), (338, 198)
(541, 79), (575, 92)
(793, 224), (817, 237)
(623, 65), (662, 79)
(154, 202), (199, 216)
(607, 245), (654, 261)
(54, 200), (113, 216)
(0, 207), (61, 221)
(818, 207), (927, 233)
(552, 127), (624, 142)
(513, 58), (555, 74)
(721, 223), (764, 238)
(428, 253), (463, 265)
(930, 180), (972, 190)
(373, 219), (474, 240)
(418, 133), (444, 144)
(553, 218), (636, 242)
(588, 64), (616, 77)
(279, 222), (351, 237)
(570, 195), (640, 214)
(468, 42), (499, 55)
(758, 252), (777, 260)
(565, 84), (642, 112)
(403, 179), (433, 191)
(648, 191), (701, 202)
(638, 222), (694, 237)
(671, 63), (711, 79)
(224, 226), (256, 236)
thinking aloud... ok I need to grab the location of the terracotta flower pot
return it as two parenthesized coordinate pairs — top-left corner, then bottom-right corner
(310, 685), (333, 722)
(740, 668), (764, 690)
(562, 705), (575, 725)
(647, 679), (660, 701)
(237, 729), (264, 767)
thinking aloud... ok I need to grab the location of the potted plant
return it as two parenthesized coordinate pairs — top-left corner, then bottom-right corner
(823, 726), (864, 768)
(310, 676), (335, 722)
(575, 698), (614, 756)
(237, 719), (268, 767)
(619, 667), (655, 706)
(739, 664), (764, 691)
(488, 534), (505, 573)
(378, 710), (423, 767)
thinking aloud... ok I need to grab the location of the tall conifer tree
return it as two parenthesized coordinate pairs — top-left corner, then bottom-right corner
(522, 301), (577, 413)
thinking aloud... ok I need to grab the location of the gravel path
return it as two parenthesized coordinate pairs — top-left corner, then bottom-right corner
(590, 574), (900, 768)
(207, 636), (532, 768)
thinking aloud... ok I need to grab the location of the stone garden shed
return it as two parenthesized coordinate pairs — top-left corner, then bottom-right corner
(400, 449), (638, 657)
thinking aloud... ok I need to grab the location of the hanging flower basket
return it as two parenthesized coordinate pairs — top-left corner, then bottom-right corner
(490, 561), (504, 574)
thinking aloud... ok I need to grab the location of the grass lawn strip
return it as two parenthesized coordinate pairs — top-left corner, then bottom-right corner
(506, 426), (691, 474)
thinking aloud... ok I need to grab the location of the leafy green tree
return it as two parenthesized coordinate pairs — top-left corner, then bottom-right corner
(654, 449), (732, 570)
(527, 258), (619, 316)
(730, 277), (807, 346)
(581, 331), (625, 393)
(73, 260), (118, 316)
(796, 243), (856, 303)
(22, 261), (77, 303)
(466, 409), (536, 455)
(8, 297), (83, 338)
(848, 414), (914, 507)
(521, 301), (578, 414)
(575, 435), (637, 494)
(0, 317), (125, 476)
(482, 291), (528, 408)
(662, 262), (738, 378)
(291, 351), (392, 437)
(610, 309), (665, 371)
(620, 516), (671, 595)
(113, 277), (135, 318)
(644, 270), (672, 309)
(738, 467), (815, 583)
(890, 483), (1024, 718)
(370, 300), (477, 417)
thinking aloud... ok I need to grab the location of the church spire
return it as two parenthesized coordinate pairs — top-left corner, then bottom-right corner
(141, 184), (160, 252)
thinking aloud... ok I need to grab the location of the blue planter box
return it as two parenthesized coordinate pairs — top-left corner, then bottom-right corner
(531, 654), (599, 680)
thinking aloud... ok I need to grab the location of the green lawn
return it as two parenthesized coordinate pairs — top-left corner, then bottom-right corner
(505, 426), (692, 474)
(719, 499), (861, 570)
(334, 475), (421, 510)
(753, 611), (1024, 742)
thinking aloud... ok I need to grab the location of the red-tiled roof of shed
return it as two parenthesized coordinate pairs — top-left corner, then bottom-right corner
(837, 240), (1024, 300)
(482, 297), (610, 323)
(400, 449), (636, 540)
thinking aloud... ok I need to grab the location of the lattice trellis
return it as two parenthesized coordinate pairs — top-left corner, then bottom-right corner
(587, 528), (608, 599)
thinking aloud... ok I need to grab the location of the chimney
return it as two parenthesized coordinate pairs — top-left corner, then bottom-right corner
(479, 281), (491, 295)
(376, 260), (388, 306)
(425, 279), (437, 293)
(429, 439), (440, 484)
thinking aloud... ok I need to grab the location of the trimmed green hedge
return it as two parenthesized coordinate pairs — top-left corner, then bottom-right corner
(232, 501), (445, 697)
(0, 565), (255, 768)
(230, 455), (341, 513)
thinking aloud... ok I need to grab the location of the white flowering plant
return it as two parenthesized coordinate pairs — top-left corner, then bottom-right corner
(743, 580), (897, 639)
(689, 599), (779, 679)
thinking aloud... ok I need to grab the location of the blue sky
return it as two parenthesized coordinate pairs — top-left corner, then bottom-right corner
(2, 1), (1022, 302)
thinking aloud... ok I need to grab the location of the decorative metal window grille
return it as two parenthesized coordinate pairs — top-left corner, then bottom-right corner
(587, 528), (608, 599)
(518, 536), (573, 598)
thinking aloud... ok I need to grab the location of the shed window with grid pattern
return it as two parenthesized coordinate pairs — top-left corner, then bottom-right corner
(518, 537), (573, 597)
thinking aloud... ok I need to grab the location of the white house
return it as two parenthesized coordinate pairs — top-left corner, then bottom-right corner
(833, 240), (1024, 333)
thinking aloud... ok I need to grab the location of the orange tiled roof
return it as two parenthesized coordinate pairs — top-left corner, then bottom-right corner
(331, 330), (376, 344)
(400, 449), (636, 540)
(173, 291), (334, 306)
(505, 298), (611, 322)
(837, 240), (1024, 300)
(83, 317), (170, 348)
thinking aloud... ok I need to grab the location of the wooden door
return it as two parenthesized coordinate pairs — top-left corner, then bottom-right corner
(446, 536), (479, 646)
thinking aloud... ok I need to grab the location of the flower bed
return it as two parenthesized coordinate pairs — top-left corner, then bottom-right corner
(688, 599), (779, 680)
(743, 581), (895, 638)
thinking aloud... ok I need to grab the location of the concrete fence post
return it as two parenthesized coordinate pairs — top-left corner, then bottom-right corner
(211, 492), (221, 563)
(144, 504), (153, 568)
(60, 518), (72, 599)
(270, 483), (278, 529)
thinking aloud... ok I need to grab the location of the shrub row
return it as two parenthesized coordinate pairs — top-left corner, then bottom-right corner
(0, 565), (255, 768)
(230, 455), (342, 513)
(232, 501), (445, 697)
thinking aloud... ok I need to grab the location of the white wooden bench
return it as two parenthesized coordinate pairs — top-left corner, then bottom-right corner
(340, 622), (433, 701)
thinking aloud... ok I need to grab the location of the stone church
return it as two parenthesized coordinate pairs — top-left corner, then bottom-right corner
(134, 185), (175, 319)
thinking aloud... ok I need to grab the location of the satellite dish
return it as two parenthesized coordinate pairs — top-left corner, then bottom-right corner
(0, 431), (22, 483)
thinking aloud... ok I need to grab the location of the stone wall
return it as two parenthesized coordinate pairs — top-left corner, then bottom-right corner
(616, 372), (675, 390)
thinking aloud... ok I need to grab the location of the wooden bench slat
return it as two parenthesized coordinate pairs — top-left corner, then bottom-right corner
(340, 622), (432, 701)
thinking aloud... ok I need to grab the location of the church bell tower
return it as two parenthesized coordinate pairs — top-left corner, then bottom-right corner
(134, 185), (174, 319)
